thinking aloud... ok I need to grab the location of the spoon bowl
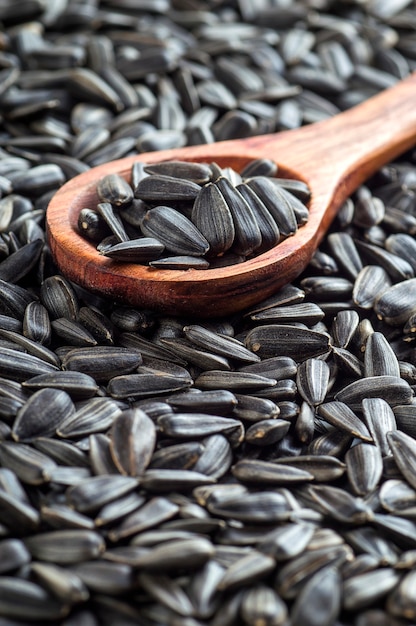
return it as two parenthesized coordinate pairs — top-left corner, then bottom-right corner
(47, 72), (416, 317)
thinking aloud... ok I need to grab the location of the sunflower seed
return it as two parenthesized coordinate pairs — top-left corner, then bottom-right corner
(70, 560), (134, 595)
(290, 566), (341, 626)
(141, 205), (209, 257)
(12, 388), (75, 442)
(138, 572), (195, 617)
(109, 408), (156, 477)
(108, 371), (192, 400)
(62, 346), (142, 383)
(343, 568), (400, 611)
(30, 561), (90, 604)
(100, 237), (165, 263)
(245, 325), (331, 360)
(0, 440), (57, 485)
(66, 474), (139, 514)
(364, 331), (401, 377)
(335, 375), (413, 409)
(0, 577), (68, 621)
(96, 173), (134, 207)
(296, 358), (330, 406)
(57, 398), (123, 439)
(25, 529), (105, 564)
(232, 459), (314, 486)
(22, 371), (99, 400)
(345, 443), (383, 496)
(184, 324), (259, 363)
(190, 182), (235, 257)
(362, 397), (397, 456)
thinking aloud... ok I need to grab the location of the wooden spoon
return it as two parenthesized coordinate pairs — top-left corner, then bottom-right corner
(47, 72), (416, 318)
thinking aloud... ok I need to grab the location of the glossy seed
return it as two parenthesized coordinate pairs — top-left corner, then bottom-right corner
(184, 324), (260, 363)
(30, 561), (89, 604)
(23, 301), (51, 346)
(343, 568), (400, 611)
(57, 397), (122, 439)
(246, 176), (298, 237)
(215, 176), (262, 256)
(245, 325), (330, 360)
(25, 529), (105, 564)
(232, 458), (314, 485)
(335, 375), (413, 409)
(345, 443), (383, 496)
(387, 430), (416, 490)
(135, 174), (201, 202)
(62, 346), (142, 383)
(296, 357), (330, 406)
(362, 397), (397, 457)
(109, 408), (156, 477)
(96, 173), (133, 206)
(22, 371), (99, 400)
(12, 388), (75, 442)
(353, 265), (392, 309)
(241, 583), (287, 626)
(108, 372), (192, 399)
(191, 182), (235, 256)
(374, 278), (416, 325)
(101, 237), (165, 263)
(0, 346), (59, 381)
(318, 401), (373, 441)
(0, 440), (57, 485)
(66, 474), (139, 514)
(141, 205), (210, 256)
(0, 577), (68, 621)
(290, 566), (341, 626)
(40, 275), (79, 321)
(363, 331), (400, 377)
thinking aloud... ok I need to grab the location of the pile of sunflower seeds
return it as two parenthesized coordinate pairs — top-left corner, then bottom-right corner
(2, 0), (416, 624)
(77, 159), (310, 269)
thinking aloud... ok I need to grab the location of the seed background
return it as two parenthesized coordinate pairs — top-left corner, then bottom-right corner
(1, 1), (416, 624)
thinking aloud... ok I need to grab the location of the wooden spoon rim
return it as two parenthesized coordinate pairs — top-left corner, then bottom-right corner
(47, 148), (322, 286)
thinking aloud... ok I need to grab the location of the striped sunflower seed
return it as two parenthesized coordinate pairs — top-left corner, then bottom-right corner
(96, 173), (133, 206)
(109, 408), (156, 477)
(66, 474), (139, 514)
(30, 561), (89, 604)
(318, 401), (373, 441)
(40, 275), (79, 321)
(183, 324), (260, 363)
(62, 346), (142, 383)
(335, 375), (413, 409)
(0, 346), (59, 382)
(232, 458), (314, 485)
(25, 529), (105, 564)
(191, 181), (235, 257)
(22, 371), (99, 400)
(12, 388), (75, 442)
(100, 237), (165, 263)
(56, 397), (123, 439)
(290, 566), (341, 626)
(345, 443), (383, 496)
(363, 331), (400, 377)
(137, 572), (195, 617)
(244, 325), (331, 360)
(296, 357), (330, 406)
(387, 430), (416, 490)
(0, 577), (68, 621)
(0, 538), (31, 574)
(362, 397), (397, 456)
(141, 205), (210, 256)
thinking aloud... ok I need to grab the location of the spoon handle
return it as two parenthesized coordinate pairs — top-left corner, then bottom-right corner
(249, 71), (416, 190)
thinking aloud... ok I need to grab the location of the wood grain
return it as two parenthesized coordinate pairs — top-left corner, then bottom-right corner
(46, 72), (416, 317)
